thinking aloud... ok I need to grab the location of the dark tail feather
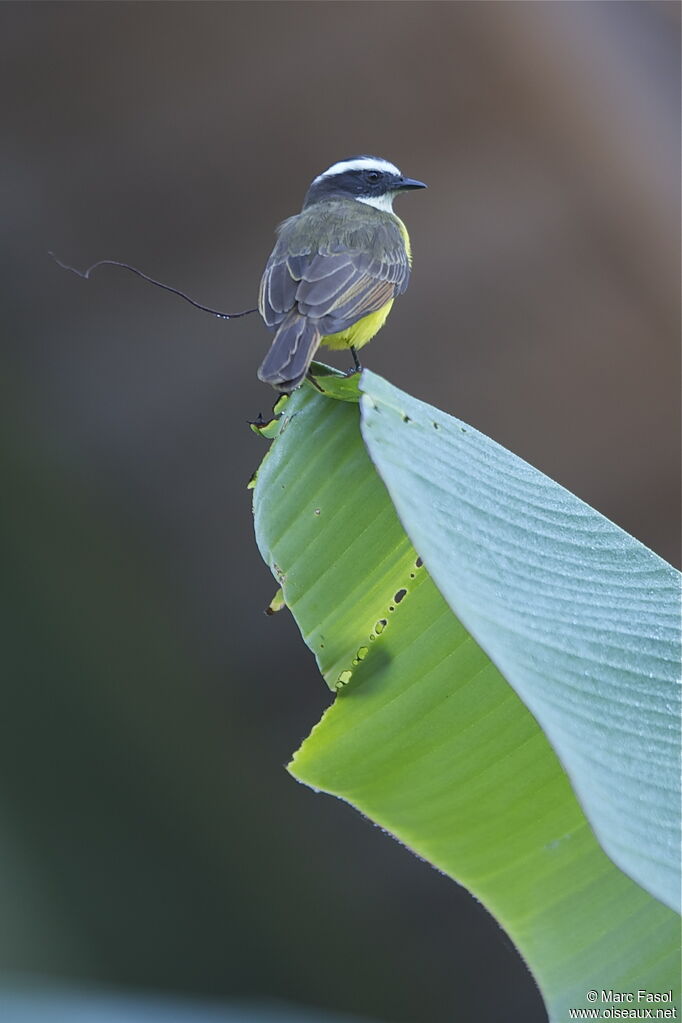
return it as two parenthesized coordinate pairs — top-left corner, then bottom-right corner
(258, 312), (321, 392)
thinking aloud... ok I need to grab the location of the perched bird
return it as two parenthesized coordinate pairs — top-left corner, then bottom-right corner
(257, 156), (426, 391)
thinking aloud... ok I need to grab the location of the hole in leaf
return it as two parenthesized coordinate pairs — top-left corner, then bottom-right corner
(336, 670), (353, 688)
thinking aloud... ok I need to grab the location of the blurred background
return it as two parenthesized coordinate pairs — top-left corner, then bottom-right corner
(1, 2), (679, 1021)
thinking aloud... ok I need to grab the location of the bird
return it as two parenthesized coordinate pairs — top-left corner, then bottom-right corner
(257, 156), (426, 392)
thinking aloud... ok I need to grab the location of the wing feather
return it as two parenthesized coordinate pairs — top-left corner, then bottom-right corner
(296, 262), (357, 313)
(267, 262), (294, 317)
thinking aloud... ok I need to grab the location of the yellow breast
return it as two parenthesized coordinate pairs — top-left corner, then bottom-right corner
(394, 212), (412, 262)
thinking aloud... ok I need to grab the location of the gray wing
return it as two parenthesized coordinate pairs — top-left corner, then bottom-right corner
(258, 210), (410, 334)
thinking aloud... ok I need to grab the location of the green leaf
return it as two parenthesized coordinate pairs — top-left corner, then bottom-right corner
(306, 361), (362, 403)
(266, 586), (286, 615)
(359, 371), (681, 913)
(252, 379), (680, 1021)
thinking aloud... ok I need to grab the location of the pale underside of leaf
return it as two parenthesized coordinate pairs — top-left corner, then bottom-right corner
(359, 371), (681, 913)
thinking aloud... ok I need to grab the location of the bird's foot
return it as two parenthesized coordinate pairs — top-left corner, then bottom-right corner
(345, 345), (362, 376)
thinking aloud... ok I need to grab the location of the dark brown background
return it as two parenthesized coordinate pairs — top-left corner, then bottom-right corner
(1, 3), (679, 1021)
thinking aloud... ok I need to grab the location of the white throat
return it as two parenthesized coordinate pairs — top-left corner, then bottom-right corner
(356, 193), (396, 212)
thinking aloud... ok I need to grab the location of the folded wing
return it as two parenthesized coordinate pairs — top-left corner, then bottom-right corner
(259, 210), (410, 335)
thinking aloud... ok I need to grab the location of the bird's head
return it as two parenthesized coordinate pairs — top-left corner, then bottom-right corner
(303, 156), (427, 212)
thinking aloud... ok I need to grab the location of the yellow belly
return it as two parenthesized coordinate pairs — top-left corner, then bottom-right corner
(321, 299), (395, 351)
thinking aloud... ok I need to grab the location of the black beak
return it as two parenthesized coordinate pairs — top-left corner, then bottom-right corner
(393, 176), (427, 191)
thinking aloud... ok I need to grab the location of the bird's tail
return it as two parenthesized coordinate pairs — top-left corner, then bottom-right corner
(258, 311), (321, 392)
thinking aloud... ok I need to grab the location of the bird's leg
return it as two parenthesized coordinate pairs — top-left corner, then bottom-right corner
(306, 370), (325, 393)
(345, 345), (362, 377)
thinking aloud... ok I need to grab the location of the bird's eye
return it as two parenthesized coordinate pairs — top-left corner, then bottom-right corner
(367, 171), (381, 182)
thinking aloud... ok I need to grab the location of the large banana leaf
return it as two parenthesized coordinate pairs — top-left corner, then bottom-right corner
(252, 368), (680, 1022)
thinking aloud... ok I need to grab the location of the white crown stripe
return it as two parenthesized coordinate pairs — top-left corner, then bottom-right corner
(313, 157), (401, 184)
